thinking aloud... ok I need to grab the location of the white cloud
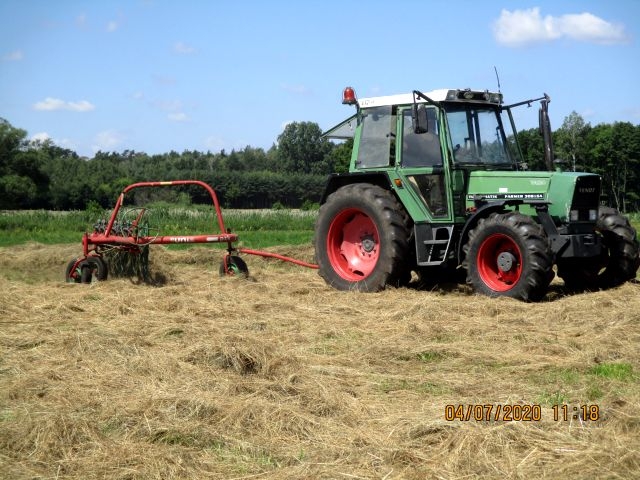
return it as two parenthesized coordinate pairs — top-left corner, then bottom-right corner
(493, 8), (628, 47)
(30, 132), (77, 151)
(3, 50), (23, 61)
(168, 112), (189, 122)
(559, 12), (627, 44)
(173, 41), (195, 54)
(92, 130), (124, 152)
(106, 20), (119, 32)
(31, 132), (51, 143)
(33, 97), (95, 112)
(204, 135), (225, 152)
(152, 99), (183, 111)
(76, 13), (87, 29)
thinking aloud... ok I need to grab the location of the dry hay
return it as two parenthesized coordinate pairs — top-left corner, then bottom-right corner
(0, 243), (639, 479)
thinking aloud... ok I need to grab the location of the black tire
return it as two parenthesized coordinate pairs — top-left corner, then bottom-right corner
(81, 265), (93, 284)
(314, 183), (410, 292)
(219, 255), (249, 278)
(390, 203), (415, 288)
(65, 258), (82, 283)
(79, 256), (108, 284)
(558, 207), (639, 289)
(462, 212), (554, 301)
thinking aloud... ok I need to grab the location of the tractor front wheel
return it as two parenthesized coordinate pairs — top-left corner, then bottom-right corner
(463, 212), (553, 301)
(314, 184), (410, 292)
(558, 207), (639, 289)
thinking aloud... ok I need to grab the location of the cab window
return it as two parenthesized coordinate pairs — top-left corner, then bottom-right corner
(356, 106), (395, 168)
(401, 108), (443, 167)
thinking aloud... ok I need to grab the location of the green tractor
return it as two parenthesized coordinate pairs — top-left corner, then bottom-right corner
(315, 87), (639, 301)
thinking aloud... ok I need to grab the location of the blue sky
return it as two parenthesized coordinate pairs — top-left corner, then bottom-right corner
(1, 0), (638, 158)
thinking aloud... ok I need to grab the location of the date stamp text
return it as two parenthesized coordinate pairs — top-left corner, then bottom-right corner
(444, 404), (600, 422)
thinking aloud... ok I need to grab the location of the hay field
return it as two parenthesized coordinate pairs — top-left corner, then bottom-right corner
(1, 243), (639, 479)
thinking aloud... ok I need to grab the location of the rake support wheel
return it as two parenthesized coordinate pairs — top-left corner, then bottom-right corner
(220, 255), (249, 278)
(65, 256), (108, 284)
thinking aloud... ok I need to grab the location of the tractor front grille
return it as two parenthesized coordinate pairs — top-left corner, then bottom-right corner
(570, 175), (600, 221)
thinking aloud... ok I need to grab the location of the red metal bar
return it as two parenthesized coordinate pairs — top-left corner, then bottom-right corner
(238, 248), (319, 269)
(118, 181), (228, 234)
(85, 180), (234, 254)
(88, 233), (238, 246)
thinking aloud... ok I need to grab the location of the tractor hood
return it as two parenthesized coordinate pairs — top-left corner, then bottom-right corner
(466, 171), (601, 223)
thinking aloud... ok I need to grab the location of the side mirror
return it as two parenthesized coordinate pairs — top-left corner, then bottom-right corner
(412, 104), (428, 134)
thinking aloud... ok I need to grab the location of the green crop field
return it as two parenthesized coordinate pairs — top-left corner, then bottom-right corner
(2, 208), (638, 250)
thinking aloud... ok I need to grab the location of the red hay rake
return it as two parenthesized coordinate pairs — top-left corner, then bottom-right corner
(65, 180), (318, 283)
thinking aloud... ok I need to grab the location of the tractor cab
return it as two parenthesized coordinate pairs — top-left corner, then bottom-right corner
(325, 88), (527, 223)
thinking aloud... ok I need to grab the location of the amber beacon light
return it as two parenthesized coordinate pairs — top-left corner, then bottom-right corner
(342, 86), (357, 105)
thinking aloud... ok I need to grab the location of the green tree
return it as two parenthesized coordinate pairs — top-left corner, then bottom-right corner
(586, 122), (640, 212)
(0, 174), (37, 207)
(555, 111), (590, 171)
(276, 121), (332, 174)
(516, 128), (546, 171)
(0, 118), (28, 175)
(0, 118), (50, 208)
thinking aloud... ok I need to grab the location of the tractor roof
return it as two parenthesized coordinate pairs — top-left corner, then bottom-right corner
(357, 88), (503, 108)
(357, 89), (450, 108)
(323, 88), (503, 139)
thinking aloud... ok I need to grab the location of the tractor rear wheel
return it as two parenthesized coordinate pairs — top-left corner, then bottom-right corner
(558, 207), (639, 289)
(463, 212), (553, 301)
(314, 184), (410, 292)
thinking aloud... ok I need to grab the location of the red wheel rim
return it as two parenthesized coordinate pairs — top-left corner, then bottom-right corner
(326, 208), (379, 281)
(476, 233), (522, 291)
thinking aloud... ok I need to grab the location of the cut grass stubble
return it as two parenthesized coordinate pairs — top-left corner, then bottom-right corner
(0, 243), (639, 479)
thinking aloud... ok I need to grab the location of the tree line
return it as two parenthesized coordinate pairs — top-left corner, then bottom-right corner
(0, 120), (351, 210)
(1, 114), (638, 211)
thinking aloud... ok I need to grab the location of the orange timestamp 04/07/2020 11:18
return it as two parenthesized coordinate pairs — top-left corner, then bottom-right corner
(444, 404), (600, 422)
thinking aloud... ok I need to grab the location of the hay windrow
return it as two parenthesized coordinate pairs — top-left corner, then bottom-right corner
(0, 243), (639, 479)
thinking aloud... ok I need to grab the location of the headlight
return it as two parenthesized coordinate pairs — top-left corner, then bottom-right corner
(589, 209), (598, 221)
(570, 210), (579, 221)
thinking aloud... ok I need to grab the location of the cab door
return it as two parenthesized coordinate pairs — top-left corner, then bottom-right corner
(393, 107), (453, 223)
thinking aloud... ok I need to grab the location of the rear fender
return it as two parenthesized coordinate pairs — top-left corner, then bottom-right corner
(320, 172), (392, 204)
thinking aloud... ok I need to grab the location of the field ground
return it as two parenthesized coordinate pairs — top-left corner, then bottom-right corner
(1, 243), (639, 479)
